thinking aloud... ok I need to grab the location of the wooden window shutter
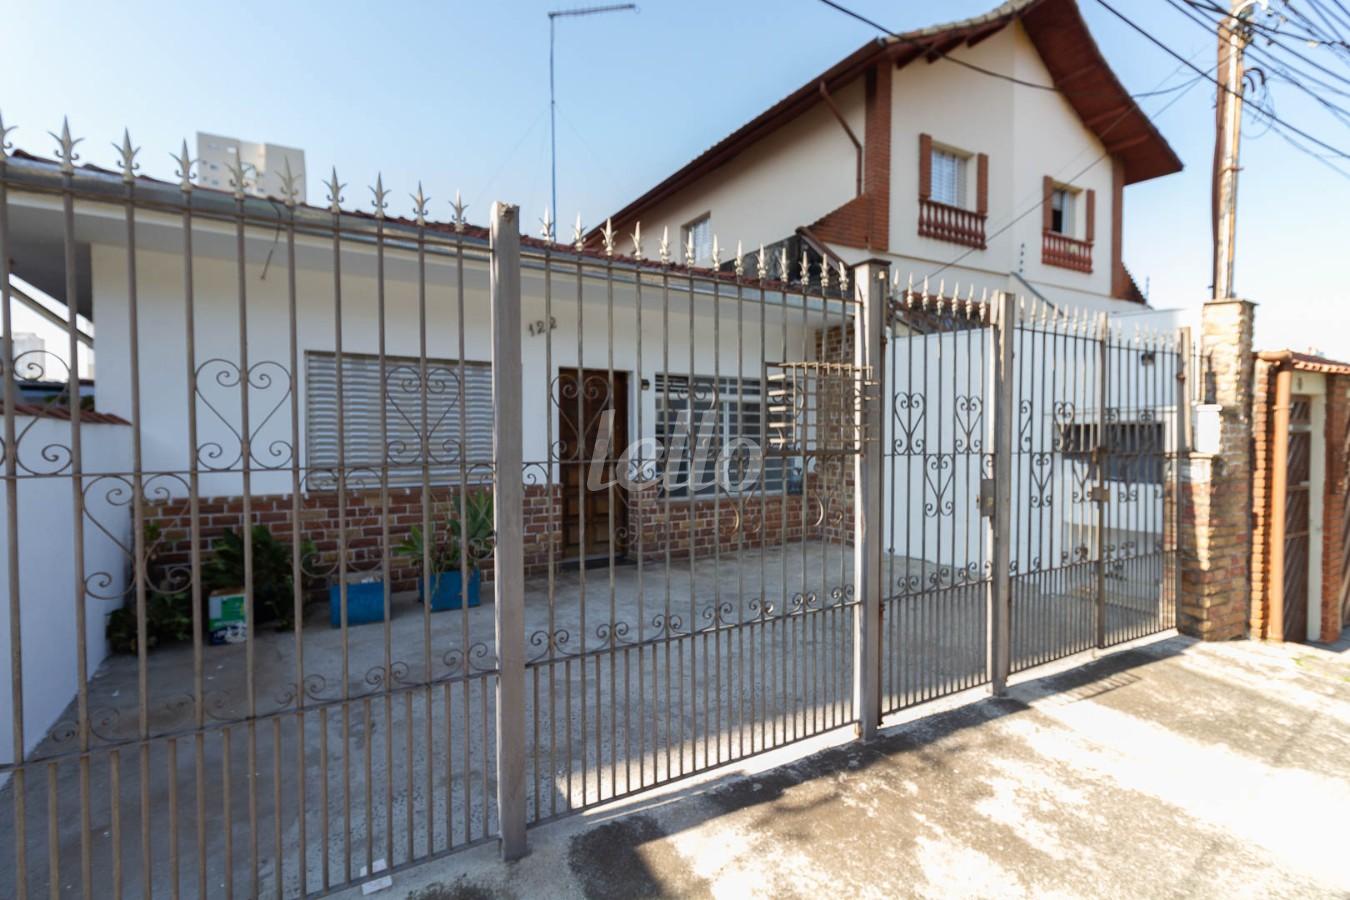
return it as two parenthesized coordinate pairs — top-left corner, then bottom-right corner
(1042, 176), (1054, 231)
(1085, 189), (1096, 243)
(976, 153), (989, 215)
(919, 133), (932, 200)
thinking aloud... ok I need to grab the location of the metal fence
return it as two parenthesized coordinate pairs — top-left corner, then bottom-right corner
(0, 123), (1185, 897)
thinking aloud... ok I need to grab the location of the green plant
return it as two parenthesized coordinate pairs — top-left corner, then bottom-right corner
(107, 589), (193, 655)
(396, 491), (494, 574)
(107, 521), (194, 654)
(203, 524), (315, 630)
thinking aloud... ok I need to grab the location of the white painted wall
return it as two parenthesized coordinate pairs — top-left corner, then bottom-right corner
(90, 235), (821, 499)
(610, 23), (1145, 316)
(626, 78), (866, 263)
(886, 25), (1122, 313)
(0, 417), (131, 772)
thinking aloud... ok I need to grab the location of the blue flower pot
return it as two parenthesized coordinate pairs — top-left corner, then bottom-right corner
(423, 570), (481, 611)
(328, 580), (387, 628)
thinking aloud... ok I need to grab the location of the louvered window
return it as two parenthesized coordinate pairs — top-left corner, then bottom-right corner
(305, 351), (493, 485)
(654, 374), (788, 497)
(930, 149), (968, 209)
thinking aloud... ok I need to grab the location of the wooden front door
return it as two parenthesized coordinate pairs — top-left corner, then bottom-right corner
(1283, 395), (1313, 641)
(557, 368), (629, 562)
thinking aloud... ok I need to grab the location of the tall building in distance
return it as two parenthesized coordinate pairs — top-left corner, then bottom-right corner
(196, 133), (306, 203)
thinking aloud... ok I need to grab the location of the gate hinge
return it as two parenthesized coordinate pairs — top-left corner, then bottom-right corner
(979, 478), (996, 518)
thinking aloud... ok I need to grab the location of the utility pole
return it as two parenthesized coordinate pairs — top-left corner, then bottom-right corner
(1212, 0), (1266, 300)
(549, 4), (637, 239)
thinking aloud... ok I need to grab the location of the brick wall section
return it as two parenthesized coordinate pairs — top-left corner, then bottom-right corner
(806, 61), (891, 253)
(1178, 300), (1254, 640)
(1322, 375), (1350, 640)
(628, 483), (813, 564)
(146, 484), (565, 594)
(814, 323), (856, 546)
(1249, 357), (1276, 638)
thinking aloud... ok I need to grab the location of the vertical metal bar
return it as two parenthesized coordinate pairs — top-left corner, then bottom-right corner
(118, 148), (156, 900)
(852, 263), (884, 739)
(1095, 316), (1110, 650)
(0, 128), (29, 900)
(1178, 327), (1193, 455)
(280, 182), (307, 899)
(490, 203), (527, 860)
(988, 291), (1015, 695)
(179, 163), (208, 900)
(60, 132), (90, 900)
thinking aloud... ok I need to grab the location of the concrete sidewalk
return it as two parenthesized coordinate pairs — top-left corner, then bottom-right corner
(357, 631), (1350, 899)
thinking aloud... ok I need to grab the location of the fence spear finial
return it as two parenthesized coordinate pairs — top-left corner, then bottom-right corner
(0, 110), (15, 159)
(370, 173), (388, 218)
(602, 218), (616, 257)
(227, 155), (252, 200)
(171, 139), (196, 192)
(540, 207), (554, 241)
(325, 167), (346, 212)
(573, 213), (585, 251)
(734, 241), (744, 278)
(710, 235), (721, 269)
(410, 181), (429, 225)
(685, 230), (697, 268)
(451, 190), (468, 233)
(659, 226), (671, 265)
(756, 244), (768, 281)
(49, 116), (82, 175)
(113, 129), (139, 184)
(631, 221), (643, 260)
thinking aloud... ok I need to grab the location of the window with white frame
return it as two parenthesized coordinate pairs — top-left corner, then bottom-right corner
(682, 214), (713, 265)
(654, 374), (787, 497)
(1050, 187), (1076, 236)
(306, 351), (493, 485)
(930, 148), (968, 209)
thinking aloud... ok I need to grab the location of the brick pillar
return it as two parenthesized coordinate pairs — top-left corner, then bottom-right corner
(1178, 299), (1255, 640)
(1321, 374), (1349, 641)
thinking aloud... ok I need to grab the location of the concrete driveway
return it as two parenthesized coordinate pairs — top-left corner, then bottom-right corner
(363, 630), (1350, 899)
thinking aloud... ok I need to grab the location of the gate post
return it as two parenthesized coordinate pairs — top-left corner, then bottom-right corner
(1095, 313), (1110, 650)
(853, 260), (887, 739)
(489, 202), (527, 859)
(988, 291), (1016, 695)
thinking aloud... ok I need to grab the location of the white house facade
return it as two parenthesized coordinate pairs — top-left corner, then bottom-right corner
(594, 0), (1183, 316)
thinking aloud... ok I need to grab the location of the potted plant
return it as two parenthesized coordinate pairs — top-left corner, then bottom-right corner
(396, 490), (492, 612)
(203, 524), (317, 637)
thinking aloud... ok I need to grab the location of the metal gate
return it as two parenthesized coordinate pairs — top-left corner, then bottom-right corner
(0, 120), (1187, 898)
(520, 232), (863, 823)
(1, 134), (501, 898)
(881, 282), (1182, 712)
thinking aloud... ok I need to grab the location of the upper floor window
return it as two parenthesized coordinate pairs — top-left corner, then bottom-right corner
(682, 213), (712, 265)
(918, 133), (988, 249)
(930, 149), (968, 209)
(1042, 177), (1095, 273)
(1050, 187), (1076, 236)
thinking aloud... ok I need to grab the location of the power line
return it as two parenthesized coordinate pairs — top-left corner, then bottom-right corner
(813, 0), (1193, 99)
(1094, 0), (1350, 158)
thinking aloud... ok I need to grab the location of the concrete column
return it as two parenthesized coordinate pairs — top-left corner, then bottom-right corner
(490, 202), (527, 859)
(1178, 299), (1255, 640)
(852, 259), (886, 738)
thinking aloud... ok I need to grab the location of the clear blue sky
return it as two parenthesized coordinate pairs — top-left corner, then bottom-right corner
(2, 0), (1346, 356)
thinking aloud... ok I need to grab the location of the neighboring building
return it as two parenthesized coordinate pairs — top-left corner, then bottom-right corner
(592, 0), (1182, 315)
(196, 132), (306, 202)
(1250, 351), (1350, 643)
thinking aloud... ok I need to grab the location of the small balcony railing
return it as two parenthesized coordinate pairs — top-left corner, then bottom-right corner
(918, 198), (986, 249)
(1042, 230), (1093, 273)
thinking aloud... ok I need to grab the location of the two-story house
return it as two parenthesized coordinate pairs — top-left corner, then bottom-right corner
(592, 0), (1182, 314)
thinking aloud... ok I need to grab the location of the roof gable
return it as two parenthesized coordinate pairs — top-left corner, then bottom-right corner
(597, 0), (1181, 237)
